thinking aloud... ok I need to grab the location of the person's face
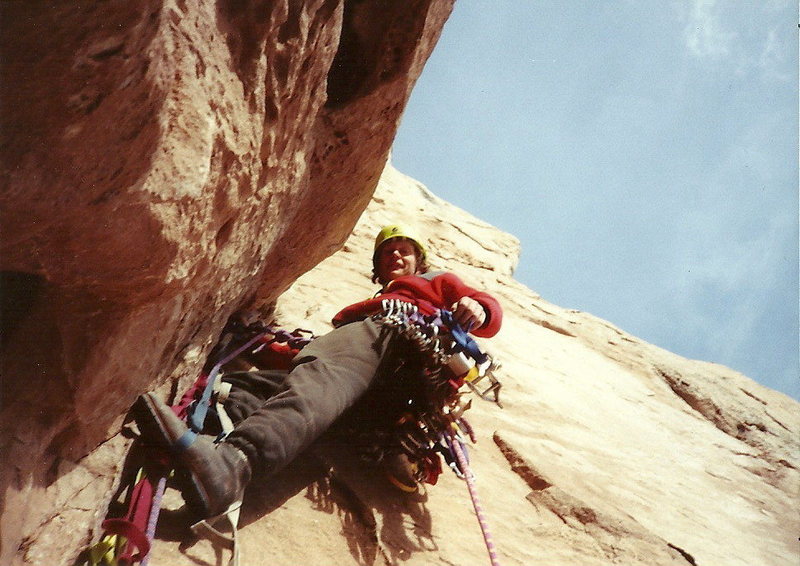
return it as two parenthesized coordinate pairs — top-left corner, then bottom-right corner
(376, 238), (419, 284)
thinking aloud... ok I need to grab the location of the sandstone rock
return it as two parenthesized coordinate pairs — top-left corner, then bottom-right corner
(2, 3), (797, 565)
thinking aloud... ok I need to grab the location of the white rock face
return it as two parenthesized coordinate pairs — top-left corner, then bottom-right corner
(232, 162), (797, 566)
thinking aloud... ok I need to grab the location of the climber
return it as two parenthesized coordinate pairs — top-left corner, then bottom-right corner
(133, 223), (503, 521)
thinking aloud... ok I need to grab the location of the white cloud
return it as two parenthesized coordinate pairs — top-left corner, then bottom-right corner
(678, 1), (794, 82)
(681, 0), (736, 58)
(757, 26), (793, 82)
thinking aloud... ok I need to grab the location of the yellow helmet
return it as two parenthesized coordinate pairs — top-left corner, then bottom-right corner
(372, 224), (427, 264)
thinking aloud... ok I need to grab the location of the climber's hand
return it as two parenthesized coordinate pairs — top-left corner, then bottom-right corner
(450, 297), (486, 331)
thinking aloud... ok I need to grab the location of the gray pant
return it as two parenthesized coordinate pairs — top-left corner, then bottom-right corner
(221, 318), (410, 477)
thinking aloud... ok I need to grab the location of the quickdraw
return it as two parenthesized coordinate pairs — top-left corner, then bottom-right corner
(376, 299), (503, 404)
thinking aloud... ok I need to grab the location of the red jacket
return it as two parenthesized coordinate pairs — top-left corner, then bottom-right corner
(332, 272), (502, 338)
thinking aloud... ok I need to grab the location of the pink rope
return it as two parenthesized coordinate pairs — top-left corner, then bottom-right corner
(448, 433), (502, 566)
(140, 475), (168, 566)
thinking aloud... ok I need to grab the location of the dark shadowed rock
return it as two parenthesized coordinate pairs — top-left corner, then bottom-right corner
(0, 2), (453, 563)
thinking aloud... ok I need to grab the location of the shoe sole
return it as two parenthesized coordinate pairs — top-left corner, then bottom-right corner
(132, 393), (213, 518)
(131, 393), (179, 448)
(386, 472), (419, 493)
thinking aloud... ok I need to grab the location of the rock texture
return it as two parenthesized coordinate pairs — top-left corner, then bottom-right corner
(0, 2), (454, 564)
(2, 3), (798, 566)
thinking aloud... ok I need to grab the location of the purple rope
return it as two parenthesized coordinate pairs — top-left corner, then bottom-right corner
(447, 431), (502, 566)
(270, 328), (314, 349)
(140, 475), (168, 566)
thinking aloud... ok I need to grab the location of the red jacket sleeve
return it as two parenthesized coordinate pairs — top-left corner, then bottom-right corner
(332, 272), (503, 338)
(332, 298), (382, 328)
(429, 273), (503, 338)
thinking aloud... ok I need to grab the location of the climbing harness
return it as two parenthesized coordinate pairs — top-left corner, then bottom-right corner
(375, 299), (503, 404)
(376, 299), (504, 561)
(82, 323), (313, 566)
(367, 299), (504, 565)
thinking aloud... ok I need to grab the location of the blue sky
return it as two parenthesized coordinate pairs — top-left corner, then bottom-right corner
(392, 1), (799, 399)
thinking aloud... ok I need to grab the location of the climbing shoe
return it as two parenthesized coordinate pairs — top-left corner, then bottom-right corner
(383, 452), (419, 493)
(133, 392), (251, 519)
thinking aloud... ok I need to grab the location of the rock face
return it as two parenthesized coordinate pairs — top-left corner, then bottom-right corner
(0, 2), (454, 564)
(2, 4), (798, 566)
(225, 164), (798, 566)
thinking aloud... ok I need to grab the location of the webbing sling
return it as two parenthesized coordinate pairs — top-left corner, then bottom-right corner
(439, 310), (488, 365)
(177, 327), (314, 450)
